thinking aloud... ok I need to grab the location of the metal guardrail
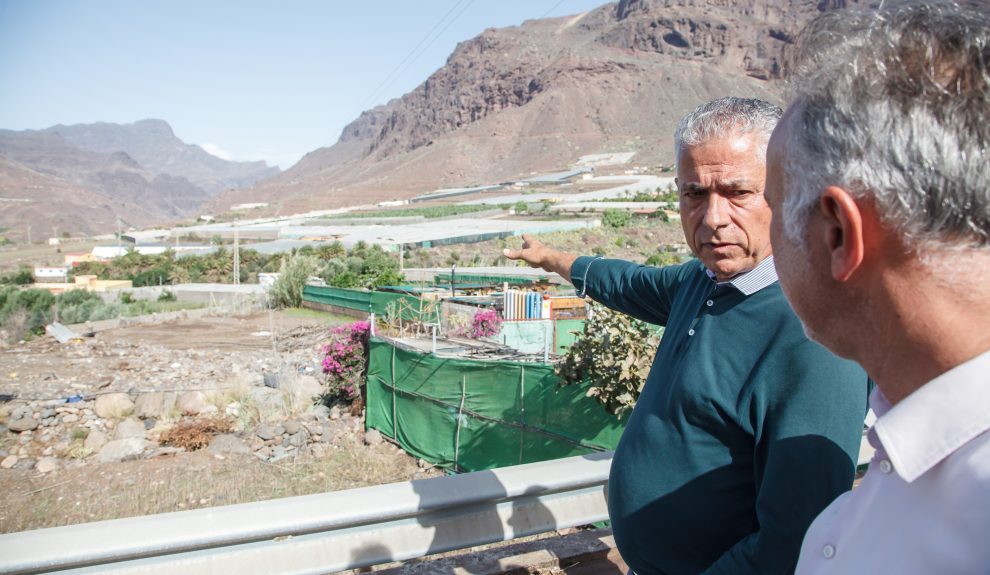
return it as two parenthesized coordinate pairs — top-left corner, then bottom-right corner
(0, 452), (613, 575)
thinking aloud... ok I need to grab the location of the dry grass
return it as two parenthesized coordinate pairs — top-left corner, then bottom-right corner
(0, 439), (435, 533)
(159, 416), (235, 451)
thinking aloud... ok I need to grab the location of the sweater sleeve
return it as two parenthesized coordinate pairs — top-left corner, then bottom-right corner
(702, 339), (869, 575)
(569, 256), (693, 326)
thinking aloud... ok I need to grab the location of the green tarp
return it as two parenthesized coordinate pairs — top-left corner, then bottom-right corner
(365, 337), (626, 473)
(303, 285), (439, 323)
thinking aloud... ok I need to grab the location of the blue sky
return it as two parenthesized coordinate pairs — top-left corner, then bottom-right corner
(0, 0), (612, 169)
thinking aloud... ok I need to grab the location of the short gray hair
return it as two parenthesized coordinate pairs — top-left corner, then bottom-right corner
(782, 0), (990, 249)
(674, 97), (782, 161)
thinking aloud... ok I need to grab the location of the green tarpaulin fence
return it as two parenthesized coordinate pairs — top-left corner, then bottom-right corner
(303, 285), (439, 323)
(365, 337), (626, 473)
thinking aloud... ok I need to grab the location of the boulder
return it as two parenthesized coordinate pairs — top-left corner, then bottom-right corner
(176, 391), (210, 416)
(364, 429), (383, 446)
(84, 430), (108, 451)
(113, 418), (147, 440)
(36, 457), (59, 474)
(7, 415), (39, 432)
(1, 455), (17, 469)
(282, 420), (302, 435)
(94, 393), (134, 419)
(98, 438), (149, 463)
(282, 375), (324, 409)
(135, 392), (172, 419)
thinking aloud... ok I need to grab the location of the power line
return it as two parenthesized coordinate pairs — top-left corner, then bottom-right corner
(352, 0), (477, 119)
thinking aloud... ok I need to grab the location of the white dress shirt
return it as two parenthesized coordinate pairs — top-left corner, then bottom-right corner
(796, 350), (990, 574)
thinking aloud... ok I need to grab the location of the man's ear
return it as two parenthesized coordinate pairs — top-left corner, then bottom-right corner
(819, 186), (864, 282)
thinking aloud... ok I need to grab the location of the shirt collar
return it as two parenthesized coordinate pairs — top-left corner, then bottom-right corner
(704, 255), (778, 296)
(872, 349), (990, 483)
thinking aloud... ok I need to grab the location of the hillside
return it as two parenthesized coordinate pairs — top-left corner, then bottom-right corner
(216, 0), (861, 214)
(0, 120), (280, 240)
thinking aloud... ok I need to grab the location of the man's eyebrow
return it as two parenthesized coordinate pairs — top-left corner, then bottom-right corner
(680, 179), (758, 192)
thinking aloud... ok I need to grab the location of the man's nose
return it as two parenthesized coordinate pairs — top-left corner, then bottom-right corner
(702, 193), (728, 228)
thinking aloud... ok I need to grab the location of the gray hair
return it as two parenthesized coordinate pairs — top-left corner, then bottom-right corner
(674, 97), (782, 161)
(782, 0), (990, 249)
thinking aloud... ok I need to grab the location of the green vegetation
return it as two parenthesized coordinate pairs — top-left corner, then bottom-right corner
(602, 208), (631, 229)
(556, 303), (663, 416)
(0, 287), (204, 341)
(0, 267), (34, 285)
(344, 204), (508, 219)
(605, 184), (680, 203)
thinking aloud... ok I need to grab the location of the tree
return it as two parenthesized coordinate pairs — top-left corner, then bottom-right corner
(270, 252), (321, 308)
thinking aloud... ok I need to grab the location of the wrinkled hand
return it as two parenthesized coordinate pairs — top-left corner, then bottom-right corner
(503, 234), (550, 269)
(503, 234), (577, 282)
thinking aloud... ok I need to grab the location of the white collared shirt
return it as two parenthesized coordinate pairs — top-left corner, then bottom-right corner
(796, 350), (990, 574)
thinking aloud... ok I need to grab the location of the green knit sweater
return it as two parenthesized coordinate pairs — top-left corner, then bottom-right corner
(570, 256), (869, 575)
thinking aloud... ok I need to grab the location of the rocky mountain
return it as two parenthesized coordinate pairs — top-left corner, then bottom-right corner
(0, 155), (160, 242)
(0, 120), (280, 240)
(43, 119), (279, 195)
(217, 0), (863, 214)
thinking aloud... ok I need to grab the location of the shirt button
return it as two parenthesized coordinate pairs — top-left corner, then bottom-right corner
(879, 460), (893, 474)
(688, 329), (695, 336)
(706, 300), (714, 307)
(823, 544), (835, 559)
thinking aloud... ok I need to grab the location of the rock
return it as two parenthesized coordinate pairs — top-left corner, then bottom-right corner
(135, 392), (169, 419)
(98, 438), (149, 463)
(113, 418), (146, 440)
(84, 430), (108, 451)
(364, 429), (383, 446)
(176, 391), (210, 416)
(256, 425), (277, 441)
(287, 431), (308, 448)
(248, 387), (285, 416)
(329, 405), (342, 420)
(39, 408), (56, 419)
(283, 420), (302, 435)
(146, 446), (184, 458)
(311, 405), (331, 421)
(272, 425), (285, 437)
(7, 415), (39, 432)
(1, 455), (17, 469)
(36, 457), (59, 474)
(269, 445), (289, 461)
(263, 373), (279, 388)
(61, 414), (80, 424)
(95, 393), (134, 419)
(0, 424), (6, 435)
(282, 375), (324, 410)
(208, 434), (251, 455)
(10, 404), (32, 420)
(13, 457), (36, 470)
(143, 418), (156, 430)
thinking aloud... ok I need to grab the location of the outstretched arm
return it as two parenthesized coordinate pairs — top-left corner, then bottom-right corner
(502, 234), (578, 284)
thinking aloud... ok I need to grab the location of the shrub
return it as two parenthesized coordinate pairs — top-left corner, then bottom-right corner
(270, 252), (321, 308)
(157, 290), (177, 302)
(320, 320), (371, 405)
(602, 209), (630, 229)
(468, 308), (502, 339)
(556, 303), (662, 416)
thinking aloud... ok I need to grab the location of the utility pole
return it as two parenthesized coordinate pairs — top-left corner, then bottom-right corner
(233, 225), (240, 285)
(27, 224), (31, 245)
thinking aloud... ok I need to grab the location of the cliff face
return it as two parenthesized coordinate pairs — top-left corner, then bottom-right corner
(219, 0), (865, 213)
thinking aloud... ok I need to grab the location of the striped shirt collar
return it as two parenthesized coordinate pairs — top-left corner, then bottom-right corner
(704, 255), (778, 296)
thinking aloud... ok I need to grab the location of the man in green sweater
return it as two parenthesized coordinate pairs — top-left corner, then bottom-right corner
(504, 97), (869, 574)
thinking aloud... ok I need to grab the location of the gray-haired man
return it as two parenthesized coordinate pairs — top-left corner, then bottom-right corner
(764, 1), (990, 572)
(505, 97), (869, 574)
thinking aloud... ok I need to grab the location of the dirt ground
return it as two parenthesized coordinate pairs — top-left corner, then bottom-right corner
(0, 309), (441, 534)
